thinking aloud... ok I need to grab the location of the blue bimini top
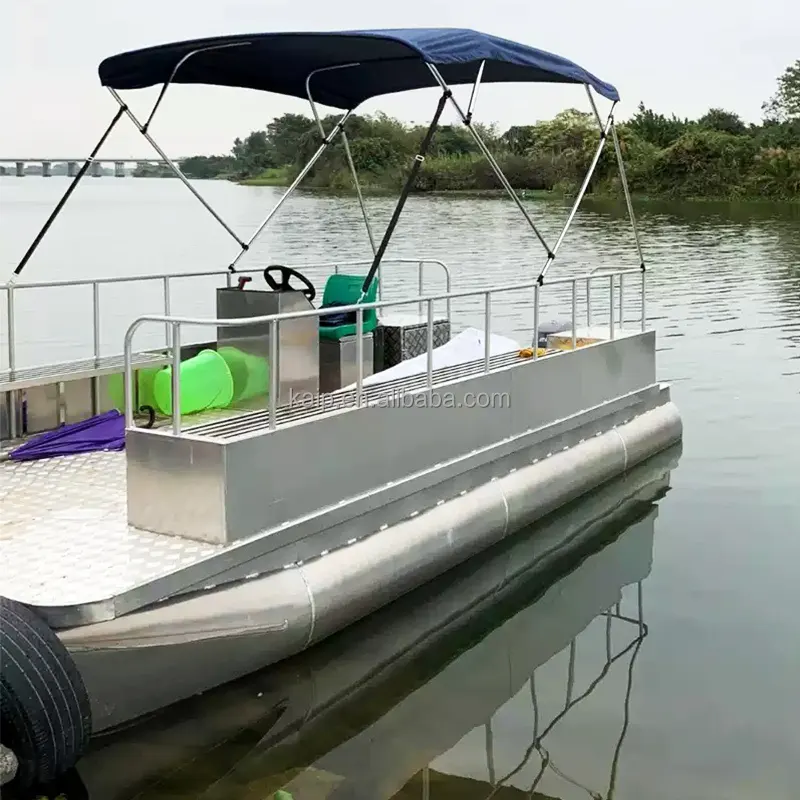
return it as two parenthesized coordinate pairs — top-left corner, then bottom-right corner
(98, 27), (619, 109)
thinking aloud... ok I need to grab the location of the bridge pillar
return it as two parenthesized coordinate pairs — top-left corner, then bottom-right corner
(16, 161), (24, 177)
(67, 161), (78, 177)
(41, 161), (51, 177)
(91, 160), (103, 177)
(114, 161), (125, 178)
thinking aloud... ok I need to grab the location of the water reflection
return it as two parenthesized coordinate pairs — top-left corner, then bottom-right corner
(64, 446), (679, 800)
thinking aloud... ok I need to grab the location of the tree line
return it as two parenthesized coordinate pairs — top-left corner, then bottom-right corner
(173, 61), (800, 201)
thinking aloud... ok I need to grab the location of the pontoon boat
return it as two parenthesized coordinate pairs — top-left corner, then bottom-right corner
(0, 27), (682, 793)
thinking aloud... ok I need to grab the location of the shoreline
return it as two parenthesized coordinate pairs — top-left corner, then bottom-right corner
(4, 173), (794, 206)
(234, 180), (800, 205)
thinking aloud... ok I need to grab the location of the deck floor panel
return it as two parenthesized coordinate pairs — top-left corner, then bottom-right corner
(1, 451), (222, 607)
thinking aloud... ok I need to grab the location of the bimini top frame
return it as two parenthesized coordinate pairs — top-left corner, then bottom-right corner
(10, 27), (644, 296)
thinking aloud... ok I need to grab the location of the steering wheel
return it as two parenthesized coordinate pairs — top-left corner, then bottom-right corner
(263, 265), (316, 303)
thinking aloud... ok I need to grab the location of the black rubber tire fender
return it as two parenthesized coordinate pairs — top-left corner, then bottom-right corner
(0, 596), (92, 791)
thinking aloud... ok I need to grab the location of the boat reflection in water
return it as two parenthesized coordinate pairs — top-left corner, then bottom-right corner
(75, 445), (680, 800)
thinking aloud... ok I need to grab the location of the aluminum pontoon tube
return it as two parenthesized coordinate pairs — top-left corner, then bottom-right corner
(61, 402), (681, 654)
(71, 449), (670, 796)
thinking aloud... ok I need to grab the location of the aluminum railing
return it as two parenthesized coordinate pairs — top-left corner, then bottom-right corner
(123, 267), (645, 436)
(1, 258), (451, 375)
(586, 263), (641, 329)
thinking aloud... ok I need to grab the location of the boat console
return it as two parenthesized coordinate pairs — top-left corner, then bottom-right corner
(213, 263), (453, 409)
(216, 266), (320, 406)
(215, 264), (380, 402)
(211, 264), (452, 411)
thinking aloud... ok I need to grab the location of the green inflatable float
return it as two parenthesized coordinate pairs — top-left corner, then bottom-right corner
(108, 346), (270, 418)
(217, 345), (270, 404)
(153, 349), (235, 416)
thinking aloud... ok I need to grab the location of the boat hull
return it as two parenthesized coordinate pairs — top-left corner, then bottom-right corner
(74, 445), (672, 800)
(61, 401), (681, 732)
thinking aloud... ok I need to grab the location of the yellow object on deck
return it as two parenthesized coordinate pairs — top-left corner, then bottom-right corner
(550, 336), (601, 351)
(545, 326), (616, 351)
(517, 347), (548, 359)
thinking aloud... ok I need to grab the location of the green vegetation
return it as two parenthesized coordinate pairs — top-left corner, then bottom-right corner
(176, 61), (800, 202)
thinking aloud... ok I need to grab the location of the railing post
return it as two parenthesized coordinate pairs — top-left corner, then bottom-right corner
(533, 284), (540, 359)
(442, 261), (452, 321)
(171, 322), (181, 435)
(586, 276), (592, 327)
(641, 270), (647, 332)
(618, 273), (625, 328)
(5, 287), (14, 376)
(571, 280), (578, 351)
(92, 282), (101, 362)
(269, 319), (278, 430)
(356, 308), (364, 407)
(484, 291), (491, 373)
(163, 276), (172, 348)
(124, 330), (135, 429)
(7, 286), (18, 439)
(91, 282), (101, 413)
(426, 298), (434, 391)
(418, 261), (424, 318)
(609, 275), (616, 340)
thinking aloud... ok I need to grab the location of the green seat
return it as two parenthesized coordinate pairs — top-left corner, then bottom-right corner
(318, 274), (379, 341)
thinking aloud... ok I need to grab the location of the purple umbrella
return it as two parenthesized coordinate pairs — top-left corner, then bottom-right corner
(8, 409), (126, 461)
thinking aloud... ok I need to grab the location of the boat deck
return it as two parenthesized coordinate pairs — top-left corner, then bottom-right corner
(2, 450), (223, 614)
(0, 348), (548, 622)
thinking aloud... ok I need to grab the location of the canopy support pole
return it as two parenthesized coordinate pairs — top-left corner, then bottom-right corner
(107, 87), (246, 250)
(585, 86), (645, 271)
(536, 100), (615, 284)
(610, 120), (644, 270)
(359, 90), (449, 297)
(10, 107), (125, 282)
(306, 66), (377, 258)
(226, 109), (352, 273)
(141, 42), (253, 134)
(427, 63), (554, 260)
(466, 60), (486, 121)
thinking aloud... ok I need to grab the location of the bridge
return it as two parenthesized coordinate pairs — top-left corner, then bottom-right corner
(0, 157), (191, 177)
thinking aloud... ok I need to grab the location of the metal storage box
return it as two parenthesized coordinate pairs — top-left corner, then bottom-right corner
(216, 287), (319, 406)
(374, 312), (451, 370)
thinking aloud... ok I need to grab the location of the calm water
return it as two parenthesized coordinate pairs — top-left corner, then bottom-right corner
(2, 178), (800, 799)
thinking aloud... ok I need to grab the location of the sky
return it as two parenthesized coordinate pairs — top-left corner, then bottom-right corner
(0, 0), (797, 158)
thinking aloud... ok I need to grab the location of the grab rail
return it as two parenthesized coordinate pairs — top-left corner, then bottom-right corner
(123, 267), (645, 436)
(1, 258), (451, 375)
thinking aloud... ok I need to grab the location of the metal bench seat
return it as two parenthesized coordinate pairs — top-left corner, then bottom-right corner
(1, 350), (171, 441)
(0, 351), (169, 392)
